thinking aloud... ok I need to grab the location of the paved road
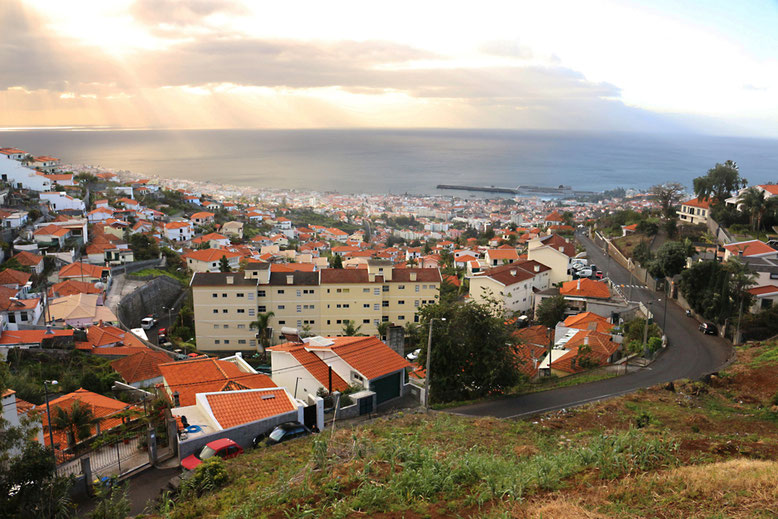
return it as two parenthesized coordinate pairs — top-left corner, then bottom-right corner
(449, 231), (732, 419)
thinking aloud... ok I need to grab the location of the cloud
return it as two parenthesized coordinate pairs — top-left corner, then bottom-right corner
(130, 0), (249, 28)
(478, 40), (534, 60)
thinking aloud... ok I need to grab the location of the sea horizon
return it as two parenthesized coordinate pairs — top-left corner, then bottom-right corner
(2, 128), (778, 196)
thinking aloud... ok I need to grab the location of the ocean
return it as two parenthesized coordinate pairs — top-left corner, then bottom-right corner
(1, 128), (777, 195)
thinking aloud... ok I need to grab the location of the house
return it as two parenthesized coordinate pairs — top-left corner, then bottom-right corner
(0, 286), (42, 330)
(0, 269), (31, 290)
(220, 221), (244, 239)
(468, 260), (551, 314)
(678, 197), (711, 225)
(723, 240), (778, 261)
(49, 279), (104, 301)
(527, 234), (576, 284)
(12, 251), (44, 274)
(47, 294), (117, 327)
(484, 248), (519, 267)
(746, 285), (778, 312)
(41, 388), (141, 455)
(725, 184), (778, 209)
(57, 262), (110, 283)
(163, 221), (194, 242)
(191, 232), (230, 249)
(557, 278), (611, 312)
(190, 211), (215, 226)
(34, 155), (61, 172)
(170, 387), (307, 462)
(111, 350), (173, 388)
(544, 211), (565, 227)
(159, 356), (277, 407)
(538, 329), (620, 377)
(87, 207), (114, 223)
(0, 329), (74, 360)
(268, 335), (411, 405)
(32, 224), (71, 248)
(1, 390), (44, 455)
(560, 312), (614, 333)
(184, 248), (242, 273)
(513, 325), (551, 378)
(0, 147), (27, 160)
(39, 191), (85, 212)
(0, 155), (53, 191)
(76, 323), (148, 356)
(0, 209), (28, 229)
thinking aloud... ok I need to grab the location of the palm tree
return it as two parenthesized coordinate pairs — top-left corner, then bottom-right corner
(376, 321), (391, 341)
(738, 187), (767, 231)
(250, 311), (275, 351)
(341, 319), (363, 336)
(725, 257), (757, 343)
(52, 400), (96, 452)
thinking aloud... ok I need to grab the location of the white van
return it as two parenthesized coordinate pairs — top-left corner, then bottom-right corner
(141, 316), (157, 330)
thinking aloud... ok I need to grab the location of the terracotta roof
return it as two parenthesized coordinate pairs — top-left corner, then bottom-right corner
(513, 343), (548, 378)
(184, 248), (242, 262)
(563, 312), (614, 332)
(86, 324), (145, 348)
(545, 211), (564, 222)
(560, 279), (610, 299)
(550, 330), (619, 374)
(270, 263), (317, 272)
(12, 251), (43, 266)
(515, 325), (553, 347)
(190, 212), (215, 219)
(34, 224), (70, 237)
(392, 268), (442, 283)
(759, 184), (778, 196)
(0, 329), (73, 346)
(164, 221), (191, 230)
(158, 357), (276, 407)
(537, 234), (576, 257)
(58, 262), (108, 279)
(0, 268), (31, 286)
(682, 197), (711, 209)
(443, 274), (461, 287)
(288, 348), (349, 392)
(747, 285), (778, 296)
(111, 350), (172, 384)
(487, 249), (519, 260)
(330, 336), (411, 380)
(49, 279), (102, 297)
(723, 240), (777, 257)
(205, 388), (297, 429)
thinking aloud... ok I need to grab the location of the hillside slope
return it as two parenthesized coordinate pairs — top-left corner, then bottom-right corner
(153, 340), (778, 518)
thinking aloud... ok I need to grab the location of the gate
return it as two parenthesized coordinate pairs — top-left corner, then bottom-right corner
(303, 404), (317, 429)
(358, 396), (373, 416)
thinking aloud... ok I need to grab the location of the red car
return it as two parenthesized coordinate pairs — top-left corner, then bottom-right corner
(181, 438), (243, 470)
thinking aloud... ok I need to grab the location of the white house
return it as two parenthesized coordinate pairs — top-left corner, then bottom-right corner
(468, 260), (551, 315)
(0, 209), (28, 229)
(163, 221), (194, 242)
(39, 191), (86, 212)
(0, 156), (53, 191)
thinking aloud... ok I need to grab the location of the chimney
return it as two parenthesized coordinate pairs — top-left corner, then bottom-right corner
(286, 275), (294, 285)
(577, 278), (581, 290)
(173, 391), (180, 407)
(410, 272), (417, 281)
(510, 269), (517, 277)
(534, 265), (539, 272)
(369, 272), (376, 282)
(584, 335), (590, 346)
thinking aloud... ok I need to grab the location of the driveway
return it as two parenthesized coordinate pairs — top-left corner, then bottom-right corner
(448, 231), (732, 419)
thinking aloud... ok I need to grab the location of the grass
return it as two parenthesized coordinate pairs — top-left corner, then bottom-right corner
(145, 340), (778, 518)
(749, 340), (778, 367)
(129, 267), (188, 284)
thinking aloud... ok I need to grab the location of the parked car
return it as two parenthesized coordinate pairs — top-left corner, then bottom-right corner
(181, 438), (243, 470)
(158, 328), (167, 339)
(263, 422), (312, 446)
(594, 271), (604, 279)
(699, 322), (718, 335)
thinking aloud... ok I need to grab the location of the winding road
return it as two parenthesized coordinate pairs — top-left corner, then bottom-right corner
(448, 231), (732, 419)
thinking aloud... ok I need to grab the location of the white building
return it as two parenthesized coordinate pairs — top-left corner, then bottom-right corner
(39, 191), (86, 212)
(0, 156), (53, 191)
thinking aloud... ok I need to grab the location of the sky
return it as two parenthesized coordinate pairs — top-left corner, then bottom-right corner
(2, 0), (778, 135)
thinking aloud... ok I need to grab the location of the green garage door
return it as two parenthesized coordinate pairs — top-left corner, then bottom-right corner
(372, 372), (401, 405)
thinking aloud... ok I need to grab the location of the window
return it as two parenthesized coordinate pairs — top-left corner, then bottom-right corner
(374, 288), (380, 295)
(223, 324), (229, 328)
(250, 340), (257, 347)
(414, 315), (420, 323)
(415, 285), (420, 292)
(258, 290), (266, 297)
(414, 300), (420, 307)
(237, 293), (244, 298)
(363, 303), (370, 308)
(213, 309), (218, 314)
(277, 289), (285, 294)
(374, 319), (380, 326)
(222, 309), (228, 313)
(249, 309), (256, 316)
(363, 319), (370, 324)
(297, 305), (302, 312)
(238, 339), (246, 344)
(363, 288), (370, 293)
(382, 301), (389, 307)
(336, 319), (342, 324)
(398, 284), (405, 289)
(237, 309), (245, 314)
(258, 305), (266, 312)
(215, 339), (220, 344)
(297, 320), (302, 327)
(212, 293), (218, 298)
(237, 324), (246, 329)
(398, 300), (405, 305)
(382, 316), (389, 322)
(327, 320), (331, 325)
(303, 319), (315, 325)
(278, 320), (286, 325)
(343, 288), (350, 293)
(382, 285), (389, 292)
(248, 292), (255, 300)
(222, 293), (227, 297)
(771, 273), (778, 280)
(398, 315), (405, 321)
(374, 304), (380, 310)
(297, 289), (302, 297)
(224, 340), (230, 345)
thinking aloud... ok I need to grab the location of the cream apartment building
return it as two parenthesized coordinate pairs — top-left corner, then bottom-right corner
(191, 261), (441, 353)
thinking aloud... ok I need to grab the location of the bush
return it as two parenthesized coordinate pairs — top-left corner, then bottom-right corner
(181, 457), (229, 497)
(88, 480), (130, 519)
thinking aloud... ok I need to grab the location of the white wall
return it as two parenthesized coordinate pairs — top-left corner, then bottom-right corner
(0, 156), (51, 191)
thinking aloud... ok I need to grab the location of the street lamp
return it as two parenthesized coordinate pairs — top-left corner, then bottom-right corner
(424, 317), (446, 412)
(43, 380), (58, 462)
(163, 305), (173, 327)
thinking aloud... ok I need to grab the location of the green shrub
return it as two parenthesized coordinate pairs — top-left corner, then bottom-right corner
(181, 457), (229, 497)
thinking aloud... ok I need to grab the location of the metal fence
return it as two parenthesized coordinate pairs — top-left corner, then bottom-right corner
(56, 430), (150, 480)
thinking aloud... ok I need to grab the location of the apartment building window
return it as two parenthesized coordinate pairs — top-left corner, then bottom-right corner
(303, 319), (315, 325)
(215, 340), (220, 344)
(237, 293), (244, 298)
(237, 324), (245, 329)
(398, 315), (405, 321)
(374, 304), (380, 310)
(212, 293), (218, 298)
(336, 319), (342, 324)
(415, 285), (420, 292)
(382, 285), (389, 292)
(248, 292), (255, 300)
(213, 309), (218, 314)
(414, 315), (420, 323)
(382, 301), (389, 307)
(343, 288), (350, 293)
(327, 320), (331, 325)
(277, 289), (284, 294)
(304, 289), (314, 294)
(374, 320), (380, 326)
(297, 289), (302, 297)
(414, 300), (420, 307)
(249, 309), (255, 316)
(374, 288), (380, 295)
(363, 319), (370, 324)
(238, 340), (247, 345)
(382, 316), (389, 322)
(398, 284), (405, 289)
(224, 340), (230, 345)
(250, 340), (256, 347)
(278, 320), (286, 325)
(297, 320), (302, 327)
(222, 309), (228, 313)
(223, 324), (229, 329)
(363, 303), (370, 309)
(398, 300), (405, 305)
(258, 305), (266, 312)
(278, 305), (285, 310)
(222, 293), (227, 297)
(258, 290), (266, 297)
(363, 288), (370, 293)
(297, 305), (302, 312)
(237, 309), (245, 314)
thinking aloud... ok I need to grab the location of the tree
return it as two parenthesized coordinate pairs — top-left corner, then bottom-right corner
(632, 241), (653, 266)
(218, 255), (231, 272)
(376, 321), (391, 340)
(651, 182), (685, 217)
(341, 319), (363, 336)
(416, 301), (521, 403)
(128, 233), (160, 261)
(250, 311), (275, 351)
(535, 295), (567, 373)
(680, 258), (755, 327)
(648, 241), (689, 279)
(693, 160), (747, 204)
(737, 186), (772, 231)
(52, 400), (96, 451)
(636, 220), (659, 236)
(331, 254), (343, 269)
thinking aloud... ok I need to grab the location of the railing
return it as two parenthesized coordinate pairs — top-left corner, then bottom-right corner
(56, 430), (150, 480)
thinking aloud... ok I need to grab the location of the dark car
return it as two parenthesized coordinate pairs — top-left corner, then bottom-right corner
(699, 322), (718, 335)
(262, 422), (312, 446)
(180, 438), (243, 470)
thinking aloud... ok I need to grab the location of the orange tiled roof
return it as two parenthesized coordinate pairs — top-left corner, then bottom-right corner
(560, 278), (610, 299)
(513, 343), (547, 378)
(205, 389), (297, 429)
(563, 312), (614, 332)
(723, 240), (777, 257)
(515, 325), (553, 347)
(289, 348), (349, 392)
(158, 357), (276, 406)
(49, 279), (101, 297)
(111, 350), (172, 384)
(330, 336), (411, 380)
(58, 262), (108, 279)
(747, 285), (778, 296)
(682, 197), (711, 209)
(0, 268), (31, 286)
(0, 329), (73, 346)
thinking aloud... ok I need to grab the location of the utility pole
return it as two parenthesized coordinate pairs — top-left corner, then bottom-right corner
(424, 317), (446, 412)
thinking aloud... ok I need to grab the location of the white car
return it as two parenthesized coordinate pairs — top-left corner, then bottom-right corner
(406, 348), (421, 361)
(140, 316), (157, 330)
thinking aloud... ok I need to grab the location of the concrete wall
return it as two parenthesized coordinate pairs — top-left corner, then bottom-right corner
(177, 408), (301, 460)
(117, 276), (184, 329)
